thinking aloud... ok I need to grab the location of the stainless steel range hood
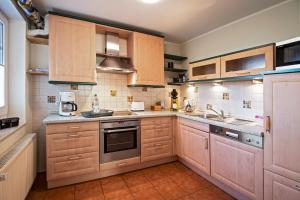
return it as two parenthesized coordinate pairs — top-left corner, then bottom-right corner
(97, 33), (135, 74)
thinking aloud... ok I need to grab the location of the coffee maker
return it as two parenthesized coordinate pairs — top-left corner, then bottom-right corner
(59, 92), (78, 116)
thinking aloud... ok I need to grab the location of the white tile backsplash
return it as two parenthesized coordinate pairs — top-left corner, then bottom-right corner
(183, 81), (263, 121)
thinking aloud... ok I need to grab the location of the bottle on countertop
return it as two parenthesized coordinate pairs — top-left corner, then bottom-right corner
(92, 94), (100, 113)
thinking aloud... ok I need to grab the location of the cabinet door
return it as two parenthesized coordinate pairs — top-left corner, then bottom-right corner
(128, 32), (164, 86)
(264, 73), (300, 182)
(210, 134), (263, 200)
(49, 15), (96, 84)
(264, 170), (300, 200)
(189, 57), (221, 81)
(181, 125), (210, 175)
(221, 45), (274, 78)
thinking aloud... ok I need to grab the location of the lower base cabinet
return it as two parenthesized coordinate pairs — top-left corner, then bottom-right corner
(180, 124), (210, 175)
(264, 170), (300, 200)
(210, 134), (263, 200)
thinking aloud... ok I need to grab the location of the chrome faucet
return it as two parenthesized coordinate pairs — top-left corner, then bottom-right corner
(206, 104), (225, 119)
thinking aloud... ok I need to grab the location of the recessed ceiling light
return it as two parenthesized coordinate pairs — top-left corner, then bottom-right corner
(141, 0), (160, 4)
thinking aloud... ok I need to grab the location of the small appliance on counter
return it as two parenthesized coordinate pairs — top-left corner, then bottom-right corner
(59, 92), (78, 116)
(131, 102), (145, 111)
(0, 117), (19, 130)
(170, 89), (179, 111)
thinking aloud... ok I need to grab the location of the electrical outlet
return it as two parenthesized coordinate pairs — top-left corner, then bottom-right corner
(110, 90), (117, 97)
(223, 92), (229, 100)
(142, 87), (148, 92)
(243, 100), (252, 109)
(47, 96), (56, 103)
(206, 104), (212, 110)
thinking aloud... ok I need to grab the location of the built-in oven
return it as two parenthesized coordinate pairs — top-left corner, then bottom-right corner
(276, 37), (300, 69)
(100, 120), (140, 164)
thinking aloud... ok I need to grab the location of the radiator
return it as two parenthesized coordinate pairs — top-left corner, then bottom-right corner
(0, 133), (37, 200)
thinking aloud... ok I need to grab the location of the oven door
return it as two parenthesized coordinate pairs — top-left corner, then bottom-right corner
(100, 127), (140, 163)
(276, 39), (300, 69)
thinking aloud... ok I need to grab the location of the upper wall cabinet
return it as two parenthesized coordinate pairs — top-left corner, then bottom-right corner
(128, 32), (164, 87)
(49, 15), (97, 84)
(189, 57), (221, 81)
(221, 45), (274, 78)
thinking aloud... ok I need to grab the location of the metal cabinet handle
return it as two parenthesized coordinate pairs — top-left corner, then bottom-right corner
(67, 134), (80, 138)
(265, 116), (271, 133)
(236, 71), (251, 75)
(117, 162), (128, 167)
(70, 126), (80, 129)
(68, 155), (82, 160)
(205, 138), (208, 149)
(154, 143), (164, 147)
(104, 127), (138, 133)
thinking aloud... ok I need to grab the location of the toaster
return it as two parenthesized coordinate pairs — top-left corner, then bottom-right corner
(131, 102), (145, 111)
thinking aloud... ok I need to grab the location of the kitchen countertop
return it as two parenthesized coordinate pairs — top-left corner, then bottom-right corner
(43, 111), (264, 136)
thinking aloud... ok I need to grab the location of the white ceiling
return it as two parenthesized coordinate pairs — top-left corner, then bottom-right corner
(33, 0), (286, 43)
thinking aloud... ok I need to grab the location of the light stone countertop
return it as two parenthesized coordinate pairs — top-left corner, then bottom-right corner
(43, 111), (264, 136)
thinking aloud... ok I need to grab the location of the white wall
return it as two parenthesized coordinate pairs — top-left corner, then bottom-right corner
(182, 0), (300, 62)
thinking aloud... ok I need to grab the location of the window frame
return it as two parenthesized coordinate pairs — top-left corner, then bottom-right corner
(0, 11), (8, 117)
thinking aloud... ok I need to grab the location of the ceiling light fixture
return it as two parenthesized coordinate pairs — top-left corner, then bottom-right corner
(141, 0), (160, 4)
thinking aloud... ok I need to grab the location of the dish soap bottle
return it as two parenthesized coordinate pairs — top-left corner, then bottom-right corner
(92, 94), (100, 113)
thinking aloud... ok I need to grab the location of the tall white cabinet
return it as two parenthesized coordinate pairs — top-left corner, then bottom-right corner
(264, 73), (300, 200)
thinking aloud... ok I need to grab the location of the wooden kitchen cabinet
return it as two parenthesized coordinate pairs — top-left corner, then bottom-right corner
(210, 134), (263, 200)
(128, 32), (164, 86)
(189, 57), (221, 81)
(49, 15), (96, 84)
(141, 117), (173, 162)
(221, 44), (274, 78)
(46, 122), (99, 182)
(264, 170), (300, 200)
(179, 119), (210, 175)
(264, 73), (300, 182)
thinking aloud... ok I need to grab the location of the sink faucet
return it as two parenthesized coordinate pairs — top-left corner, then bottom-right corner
(206, 104), (225, 119)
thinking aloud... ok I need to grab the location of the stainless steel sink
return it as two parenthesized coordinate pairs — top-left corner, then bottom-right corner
(186, 113), (254, 125)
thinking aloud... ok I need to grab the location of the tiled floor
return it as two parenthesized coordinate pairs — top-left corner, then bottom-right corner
(26, 162), (235, 200)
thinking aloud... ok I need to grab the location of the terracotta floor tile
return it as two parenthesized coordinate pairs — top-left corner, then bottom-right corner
(26, 190), (46, 200)
(132, 187), (164, 200)
(170, 172), (203, 194)
(211, 187), (236, 200)
(154, 179), (187, 200)
(45, 185), (75, 200)
(123, 174), (153, 193)
(75, 180), (104, 200)
(27, 162), (234, 200)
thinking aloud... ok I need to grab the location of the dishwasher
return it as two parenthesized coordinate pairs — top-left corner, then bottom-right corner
(209, 125), (264, 200)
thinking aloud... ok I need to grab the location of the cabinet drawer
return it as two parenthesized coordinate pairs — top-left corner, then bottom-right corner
(46, 121), (99, 134)
(179, 118), (209, 132)
(141, 117), (172, 126)
(141, 140), (172, 162)
(47, 152), (99, 181)
(100, 157), (140, 171)
(142, 125), (172, 143)
(47, 130), (99, 158)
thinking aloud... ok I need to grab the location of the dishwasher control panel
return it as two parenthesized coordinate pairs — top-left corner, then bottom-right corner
(210, 125), (263, 148)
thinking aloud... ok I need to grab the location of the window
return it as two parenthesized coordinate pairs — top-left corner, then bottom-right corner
(0, 12), (7, 116)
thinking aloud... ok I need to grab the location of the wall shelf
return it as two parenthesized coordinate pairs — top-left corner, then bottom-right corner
(167, 82), (185, 86)
(164, 67), (187, 73)
(27, 36), (49, 45)
(164, 54), (187, 61)
(27, 68), (49, 76)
